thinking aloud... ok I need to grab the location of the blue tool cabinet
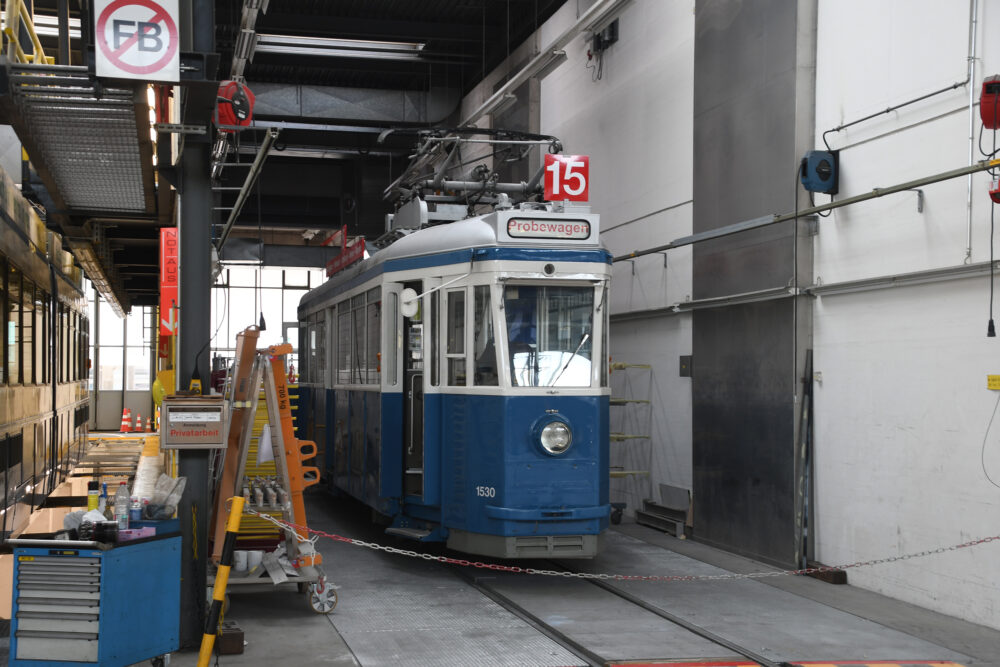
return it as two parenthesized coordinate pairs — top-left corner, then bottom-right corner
(8, 534), (181, 667)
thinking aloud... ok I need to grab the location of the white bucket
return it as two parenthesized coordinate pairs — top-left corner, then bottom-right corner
(233, 550), (248, 572)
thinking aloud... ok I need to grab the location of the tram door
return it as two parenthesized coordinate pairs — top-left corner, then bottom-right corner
(403, 281), (424, 497)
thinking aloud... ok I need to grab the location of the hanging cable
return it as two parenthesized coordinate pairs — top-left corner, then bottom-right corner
(989, 203), (996, 337)
(988, 111), (997, 337)
(981, 391), (1000, 489)
(256, 160), (266, 332)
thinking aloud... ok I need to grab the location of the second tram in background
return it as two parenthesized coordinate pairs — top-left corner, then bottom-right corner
(0, 165), (90, 540)
(297, 131), (611, 558)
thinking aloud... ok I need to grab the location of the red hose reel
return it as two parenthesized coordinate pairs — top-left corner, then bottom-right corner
(215, 80), (255, 133)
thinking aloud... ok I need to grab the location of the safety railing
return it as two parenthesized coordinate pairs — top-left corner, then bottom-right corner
(2, 0), (53, 64)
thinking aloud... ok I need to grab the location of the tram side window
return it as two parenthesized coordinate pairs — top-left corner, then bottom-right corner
(386, 293), (397, 386)
(473, 286), (498, 386)
(22, 278), (35, 384)
(299, 321), (310, 383)
(56, 303), (69, 382)
(430, 292), (439, 387)
(350, 294), (366, 384)
(7, 266), (20, 383)
(68, 311), (76, 382)
(366, 288), (380, 384)
(38, 289), (47, 383)
(62, 306), (69, 383)
(446, 290), (466, 386)
(0, 257), (6, 384)
(80, 316), (89, 382)
(311, 312), (325, 385)
(337, 304), (351, 384)
(76, 312), (83, 382)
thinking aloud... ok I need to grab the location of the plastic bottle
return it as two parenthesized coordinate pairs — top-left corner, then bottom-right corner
(98, 482), (108, 514)
(114, 481), (130, 530)
(129, 496), (142, 523)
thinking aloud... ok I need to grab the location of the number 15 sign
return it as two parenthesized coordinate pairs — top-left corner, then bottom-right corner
(544, 154), (589, 202)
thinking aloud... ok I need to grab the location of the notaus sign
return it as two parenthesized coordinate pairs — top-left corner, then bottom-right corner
(507, 218), (591, 240)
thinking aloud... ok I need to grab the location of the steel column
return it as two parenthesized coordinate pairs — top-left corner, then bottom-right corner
(176, 139), (212, 648)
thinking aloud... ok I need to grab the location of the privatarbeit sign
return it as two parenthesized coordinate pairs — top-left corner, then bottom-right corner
(94, 0), (179, 82)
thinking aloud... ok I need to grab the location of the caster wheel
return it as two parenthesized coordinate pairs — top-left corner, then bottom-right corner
(308, 577), (338, 614)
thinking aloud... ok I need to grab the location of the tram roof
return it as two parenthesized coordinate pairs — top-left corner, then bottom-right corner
(299, 209), (607, 314)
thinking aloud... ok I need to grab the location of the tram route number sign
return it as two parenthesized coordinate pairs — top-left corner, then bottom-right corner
(94, 0), (179, 82)
(543, 154), (589, 202)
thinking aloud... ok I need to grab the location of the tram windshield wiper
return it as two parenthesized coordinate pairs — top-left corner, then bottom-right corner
(548, 332), (590, 387)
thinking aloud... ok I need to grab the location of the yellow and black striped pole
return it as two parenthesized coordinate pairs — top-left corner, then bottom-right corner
(197, 496), (245, 667)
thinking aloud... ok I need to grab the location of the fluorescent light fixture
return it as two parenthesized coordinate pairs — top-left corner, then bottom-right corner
(255, 34), (426, 61)
(31, 14), (81, 38)
(484, 92), (517, 117)
(581, 0), (633, 35)
(32, 15), (81, 28)
(67, 238), (127, 317)
(524, 49), (567, 80)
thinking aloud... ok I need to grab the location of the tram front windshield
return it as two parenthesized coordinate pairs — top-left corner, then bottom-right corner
(504, 285), (594, 387)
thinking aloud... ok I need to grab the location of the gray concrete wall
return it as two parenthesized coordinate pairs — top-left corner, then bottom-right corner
(692, 0), (816, 566)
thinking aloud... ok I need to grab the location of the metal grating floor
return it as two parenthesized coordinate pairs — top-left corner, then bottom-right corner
(9, 64), (153, 214)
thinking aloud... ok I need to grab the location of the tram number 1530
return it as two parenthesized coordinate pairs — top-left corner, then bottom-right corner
(475, 486), (496, 498)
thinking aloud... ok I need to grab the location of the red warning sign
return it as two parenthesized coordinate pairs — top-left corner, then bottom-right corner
(95, 0), (179, 82)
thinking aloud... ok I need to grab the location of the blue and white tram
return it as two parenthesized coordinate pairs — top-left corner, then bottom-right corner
(297, 203), (611, 558)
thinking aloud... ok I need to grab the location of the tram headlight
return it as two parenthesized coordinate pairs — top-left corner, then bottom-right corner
(539, 421), (572, 455)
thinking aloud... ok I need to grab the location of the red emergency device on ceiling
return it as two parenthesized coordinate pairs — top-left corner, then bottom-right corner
(981, 75), (1000, 130)
(215, 80), (255, 133)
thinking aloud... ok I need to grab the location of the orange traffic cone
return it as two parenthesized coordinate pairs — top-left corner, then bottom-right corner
(145, 417), (153, 433)
(134, 413), (142, 434)
(155, 407), (160, 430)
(120, 408), (131, 433)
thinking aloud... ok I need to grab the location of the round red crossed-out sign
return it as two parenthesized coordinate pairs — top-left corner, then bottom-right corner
(96, 0), (178, 76)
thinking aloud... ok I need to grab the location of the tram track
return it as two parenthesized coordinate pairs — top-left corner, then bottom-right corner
(451, 560), (784, 667)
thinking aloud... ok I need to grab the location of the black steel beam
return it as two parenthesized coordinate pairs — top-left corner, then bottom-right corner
(177, 139), (212, 649)
(254, 15), (483, 43)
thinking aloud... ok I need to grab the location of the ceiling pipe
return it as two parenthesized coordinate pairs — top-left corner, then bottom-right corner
(965, 0), (979, 264)
(614, 157), (1000, 263)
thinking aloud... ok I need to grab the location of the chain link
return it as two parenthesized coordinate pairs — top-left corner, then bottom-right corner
(244, 509), (999, 583)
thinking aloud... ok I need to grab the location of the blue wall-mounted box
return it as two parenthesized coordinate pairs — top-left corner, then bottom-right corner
(800, 150), (839, 194)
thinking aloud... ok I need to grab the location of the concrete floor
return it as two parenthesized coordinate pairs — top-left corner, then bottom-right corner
(4, 488), (999, 666)
(162, 490), (1000, 667)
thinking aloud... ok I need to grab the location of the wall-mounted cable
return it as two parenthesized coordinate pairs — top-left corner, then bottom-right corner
(980, 391), (1000, 489)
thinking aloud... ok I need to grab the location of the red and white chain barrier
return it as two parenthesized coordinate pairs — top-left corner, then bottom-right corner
(245, 508), (1000, 583)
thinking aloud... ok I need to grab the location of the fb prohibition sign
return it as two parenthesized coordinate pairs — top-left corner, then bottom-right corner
(96, 0), (178, 76)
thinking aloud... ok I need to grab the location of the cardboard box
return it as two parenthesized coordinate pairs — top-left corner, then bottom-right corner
(216, 621), (244, 655)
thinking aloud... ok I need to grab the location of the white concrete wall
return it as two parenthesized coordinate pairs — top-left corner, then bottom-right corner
(538, 0), (696, 505)
(461, 0), (1000, 629)
(813, 0), (1000, 629)
(460, 0), (1000, 629)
